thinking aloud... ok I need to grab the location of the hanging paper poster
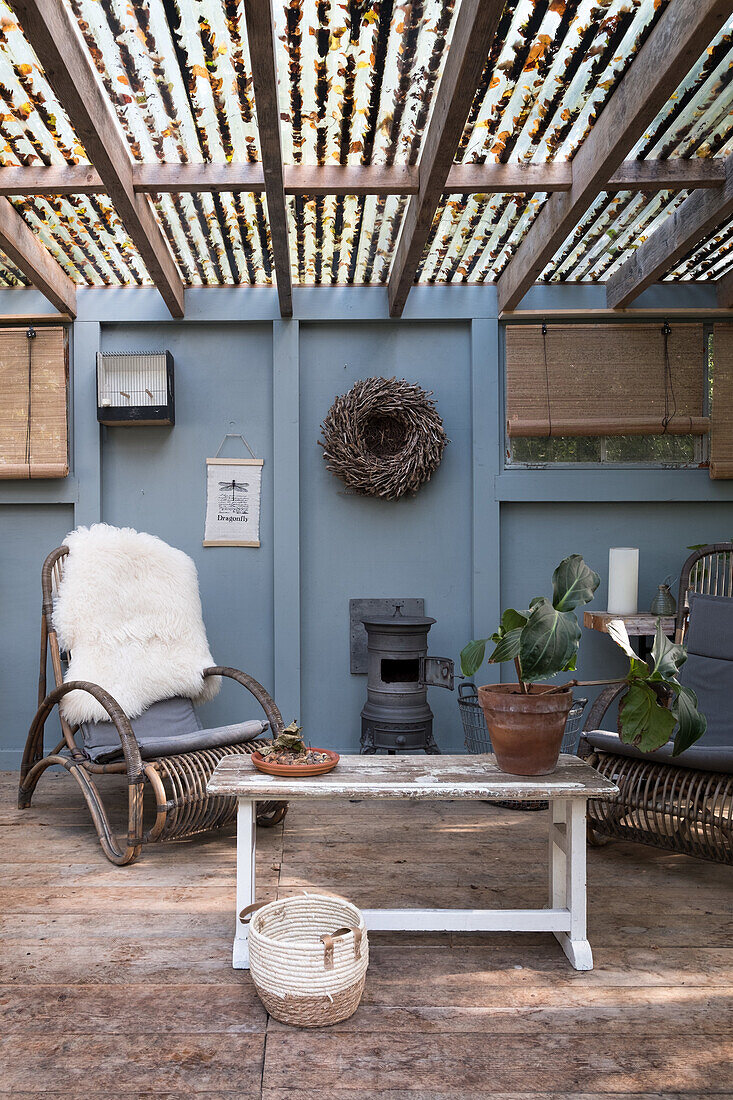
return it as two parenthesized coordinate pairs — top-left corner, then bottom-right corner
(203, 458), (263, 547)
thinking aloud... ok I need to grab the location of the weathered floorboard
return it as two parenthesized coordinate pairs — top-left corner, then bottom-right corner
(1, 773), (731, 1098)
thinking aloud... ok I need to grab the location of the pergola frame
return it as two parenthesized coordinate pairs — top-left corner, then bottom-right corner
(1, 0), (732, 318)
(0, 158), (725, 199)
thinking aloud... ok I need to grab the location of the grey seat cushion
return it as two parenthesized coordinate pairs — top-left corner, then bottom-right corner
(80, 696), (268, 764)
(586, 592), (733, 774)
(584, 729), (733, 773)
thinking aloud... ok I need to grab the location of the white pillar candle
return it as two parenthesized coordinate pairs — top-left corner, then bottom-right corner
(607, 547), (639, 615)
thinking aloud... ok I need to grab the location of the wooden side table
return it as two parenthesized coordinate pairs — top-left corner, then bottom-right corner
(584, 611), (675, 660)
(583, 611), (676, 637)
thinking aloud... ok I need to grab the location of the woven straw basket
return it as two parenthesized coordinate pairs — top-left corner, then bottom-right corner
(240, 894), (369, 1027)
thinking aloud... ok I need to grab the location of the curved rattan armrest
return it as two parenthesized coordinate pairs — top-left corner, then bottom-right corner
(24, 681), (143, 782)
(203, 666), (285, 737)
(578, 683), (627, 758)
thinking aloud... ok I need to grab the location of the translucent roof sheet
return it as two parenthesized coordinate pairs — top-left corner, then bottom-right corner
(274, 0), (457, 168)
(0, 0), (730, 291)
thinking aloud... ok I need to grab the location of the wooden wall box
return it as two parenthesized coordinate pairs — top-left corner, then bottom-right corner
(97, 351), (174, 426)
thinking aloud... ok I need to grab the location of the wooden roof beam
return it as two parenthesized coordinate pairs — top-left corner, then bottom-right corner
(0, 158), (726, 198)
(607, 153), (733, 308)
(388, 0), (506, 318)
(496, 0), (731, 315)
(0, 197), (76, 315)
(12, 0), (184, 318)
(243, 0), (292, 317)
(444, 158), (727, 195)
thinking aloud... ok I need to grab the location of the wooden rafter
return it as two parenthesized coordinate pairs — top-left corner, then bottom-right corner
(12, 0), (184, 318)
(607, 154), (733, 309)
(0, 158), (726, 198)
(243, 0), (292, 317)
(388, 0), (506, 318)
(0, 197), (76, 315)
(496, 0), (732, 315)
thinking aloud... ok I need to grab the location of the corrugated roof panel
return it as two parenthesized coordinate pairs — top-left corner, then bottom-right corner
(0, 2), (85, 166)
(543, 190), (690, 283)
(666, 216), (733, 282)
(66, 0), (273, 285)
(9, 193), (148, 285)
(274, 0), (459, 168)
(0, 0), (729, 291)
(457, 0), (667, 169)
(286, 192), (406, 283)
(0, 249), (30, 287)
(68, 0), (261, 164)
(149, 191), (272, 285)
(275, 0), (458, 284)
(537, 13), (733, 283)
(419, 0), (673, 283)
(424, 7), (733, 285)
(629, 18), (733, 161)
(420, 192), (549, 283)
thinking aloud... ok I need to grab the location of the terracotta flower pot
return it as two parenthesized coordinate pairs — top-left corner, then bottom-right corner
(477, 683), (574, 776)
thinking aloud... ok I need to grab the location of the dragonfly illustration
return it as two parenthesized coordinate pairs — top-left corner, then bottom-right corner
(219, 479), (248, 503)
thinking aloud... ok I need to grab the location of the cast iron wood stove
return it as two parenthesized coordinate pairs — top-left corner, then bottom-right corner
(360, 604), (454, 754)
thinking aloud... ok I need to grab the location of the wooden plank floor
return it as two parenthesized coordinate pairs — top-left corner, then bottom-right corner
(1, 768), (732, 1099)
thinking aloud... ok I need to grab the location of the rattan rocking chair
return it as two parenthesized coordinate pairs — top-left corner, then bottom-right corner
(18, 545), (288, 865)
(582, 543), (733, 864)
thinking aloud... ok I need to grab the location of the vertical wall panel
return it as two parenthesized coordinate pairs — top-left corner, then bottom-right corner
(0, 504), (74, 767)
(99, 323), (275, 729)
(72, 322), (101, 526)
(272, 320), (301, 724)
(471, 318), (501, 682)
(299, 321), (473, 753)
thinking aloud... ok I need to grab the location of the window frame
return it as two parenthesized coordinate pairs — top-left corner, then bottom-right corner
(501, 319), (712, 472)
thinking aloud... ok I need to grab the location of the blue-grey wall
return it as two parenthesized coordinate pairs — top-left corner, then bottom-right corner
(1, 285), (732, 765)
(1, 505), (74, 760)
(299, 322), (473, 750)
(99, 322), (275, 729)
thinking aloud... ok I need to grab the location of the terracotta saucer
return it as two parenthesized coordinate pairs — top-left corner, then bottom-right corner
(250, 748), (340, 777)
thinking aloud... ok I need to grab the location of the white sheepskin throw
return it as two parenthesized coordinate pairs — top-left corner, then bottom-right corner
(53, 524), (220, 724)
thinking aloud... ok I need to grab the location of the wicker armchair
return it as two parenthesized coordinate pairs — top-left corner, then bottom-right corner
(581, 543), (733, 864)
(18, 546), (288, 866)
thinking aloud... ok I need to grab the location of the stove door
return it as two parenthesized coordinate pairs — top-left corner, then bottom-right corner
(419, 656), (454, 690)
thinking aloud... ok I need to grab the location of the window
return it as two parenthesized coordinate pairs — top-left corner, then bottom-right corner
(0, 326), (68, 479)
(505, 322), (710, 469)
(510, 434), (701, 467)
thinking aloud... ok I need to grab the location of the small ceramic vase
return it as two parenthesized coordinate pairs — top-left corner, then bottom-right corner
(650, 583), (676, 616)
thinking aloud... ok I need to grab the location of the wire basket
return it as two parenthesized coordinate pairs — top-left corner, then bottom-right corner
(458, 683), (588, 811)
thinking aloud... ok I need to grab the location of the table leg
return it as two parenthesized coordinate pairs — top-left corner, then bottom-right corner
(550, 798), (593, 971)
(233, 798), (256, 970)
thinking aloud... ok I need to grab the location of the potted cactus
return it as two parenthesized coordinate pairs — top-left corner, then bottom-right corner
(461, 555), (706, 776)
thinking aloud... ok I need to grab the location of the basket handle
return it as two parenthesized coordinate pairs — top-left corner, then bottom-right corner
(239, 902), (266, 924)
(320, 926), (363, 969)
(458, 682), (477, 698)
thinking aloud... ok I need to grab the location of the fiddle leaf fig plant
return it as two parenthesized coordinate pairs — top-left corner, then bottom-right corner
(460, 554), (707, 756)
(615, 619), (707, 756)
(461, 555), (600, 684)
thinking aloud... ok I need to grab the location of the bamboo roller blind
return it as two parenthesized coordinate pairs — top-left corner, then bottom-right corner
(506, 323), (708, 438)
(711, 323), (733, 479)
(0, 326), (68, 479)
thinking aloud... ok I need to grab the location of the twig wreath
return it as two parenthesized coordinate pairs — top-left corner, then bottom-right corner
(319, 376), (448, 501)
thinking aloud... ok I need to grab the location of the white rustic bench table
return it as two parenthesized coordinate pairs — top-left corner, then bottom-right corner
(207, 753), (619, 972)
